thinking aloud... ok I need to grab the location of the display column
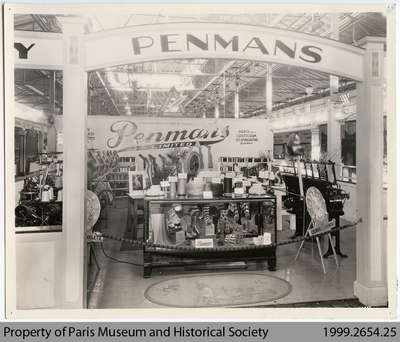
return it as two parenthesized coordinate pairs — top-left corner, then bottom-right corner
(354, 37), (387, 306)
(214, 101), (220, 118)
(310, 126), (320, 161)
(59, 16), (87, 308)
(327, 13), (342, 172)
(326, 99), (341, 167)
(234, 86), (240, 119)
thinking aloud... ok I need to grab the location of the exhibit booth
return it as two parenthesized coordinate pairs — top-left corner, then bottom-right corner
(6, 9), (393, 315)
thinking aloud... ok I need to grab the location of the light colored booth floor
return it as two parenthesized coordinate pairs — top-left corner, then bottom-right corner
(88, 199), (356, 309)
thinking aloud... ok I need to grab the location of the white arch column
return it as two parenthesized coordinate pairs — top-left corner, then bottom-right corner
(59, 16), (87, 308)
(354, 37), (387, 306)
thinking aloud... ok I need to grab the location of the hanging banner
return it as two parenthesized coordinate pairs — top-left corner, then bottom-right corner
(87, 116), (272, 160)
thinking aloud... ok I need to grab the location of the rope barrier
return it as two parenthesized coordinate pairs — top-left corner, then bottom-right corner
(100, 218), (361, 253)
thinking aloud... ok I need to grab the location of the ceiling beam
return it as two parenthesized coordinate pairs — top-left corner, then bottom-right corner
(269, 14), (286, 26)
(95, 71), (121, 115)
(184, 60), (235, 107)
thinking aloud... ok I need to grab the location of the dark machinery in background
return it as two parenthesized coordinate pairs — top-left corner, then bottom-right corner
(15, 175), (62, 227)
(281, 160), (349, 257)
(15, 201), (62, 227)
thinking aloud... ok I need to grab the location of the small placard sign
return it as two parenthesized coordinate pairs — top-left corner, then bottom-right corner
(195, 238), (214, 248)
(259, 170), (267, 178)
(168, 176), (178, 182)
(263, 232), (272, 245)
(178, 173), (187, 179)
(234, 187), (244, 195)
(160, 181), (170, 187)
(203, 191), (213, 199)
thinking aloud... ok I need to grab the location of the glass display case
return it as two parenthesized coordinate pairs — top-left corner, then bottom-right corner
(143, 196), (277, 277)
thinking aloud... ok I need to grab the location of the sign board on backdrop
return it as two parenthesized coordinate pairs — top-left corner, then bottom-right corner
(14, 23), (364, 81)
(86, 116), (273, 169)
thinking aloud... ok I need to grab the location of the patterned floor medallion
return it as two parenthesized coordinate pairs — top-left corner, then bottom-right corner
(144, 272), (292, 307)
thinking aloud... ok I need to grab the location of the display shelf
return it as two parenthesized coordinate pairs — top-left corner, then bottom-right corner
(142, 195), (277, 277)
(106, 165), (135, 197)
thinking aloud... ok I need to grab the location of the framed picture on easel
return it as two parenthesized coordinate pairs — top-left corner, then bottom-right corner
(128, 171), (146, 195)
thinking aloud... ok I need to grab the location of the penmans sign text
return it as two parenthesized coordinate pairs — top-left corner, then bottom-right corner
(86, 22), (364, 80)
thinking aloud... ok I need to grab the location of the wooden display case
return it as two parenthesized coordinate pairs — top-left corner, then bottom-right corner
(143, 196), (277, 278)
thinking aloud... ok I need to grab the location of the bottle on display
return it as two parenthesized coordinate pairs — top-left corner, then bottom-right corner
(177, 174), (187, 196)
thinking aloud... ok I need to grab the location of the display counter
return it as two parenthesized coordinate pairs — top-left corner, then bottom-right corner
(142, 195), (277, 277)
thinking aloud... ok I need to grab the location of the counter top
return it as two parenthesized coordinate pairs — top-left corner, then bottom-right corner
(144, 194), (275, 204)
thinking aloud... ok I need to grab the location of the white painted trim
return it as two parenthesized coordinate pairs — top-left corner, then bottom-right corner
(14, 22), (365, 81)
(354, 281), (388, 307)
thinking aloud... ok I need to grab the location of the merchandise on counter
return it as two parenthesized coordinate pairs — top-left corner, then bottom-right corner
(160, 180), (170, 197)
(224, 233), (243, 245)
(145, 185), (164, 197)
(169, 177), (177, 198)
(177, 173), (187, 196)
(228, 202), (240, 222)
(202, 206), (215, 236)
(223, 176), (233, 194)
(249, 183), (266, 195)
(210, 181), (223, 197)
(186, 180), (204, 197)
(166, 207), (182, 234)
(203, 181), (212, 192)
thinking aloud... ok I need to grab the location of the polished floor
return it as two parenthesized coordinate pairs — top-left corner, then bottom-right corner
(88, 199), (357, 309)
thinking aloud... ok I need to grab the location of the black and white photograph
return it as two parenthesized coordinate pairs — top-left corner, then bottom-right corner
(129, 171), (145, 194)
(3, 2), (397, 320)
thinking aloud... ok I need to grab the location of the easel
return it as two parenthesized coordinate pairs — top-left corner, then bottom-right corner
(295, 219), (338, 274)
(295, 186), (339, 274)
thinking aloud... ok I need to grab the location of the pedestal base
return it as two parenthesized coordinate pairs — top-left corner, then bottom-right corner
(353, 280), (388, 307)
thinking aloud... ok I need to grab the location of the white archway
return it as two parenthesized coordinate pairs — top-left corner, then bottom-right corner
(12, 18), (388, 310)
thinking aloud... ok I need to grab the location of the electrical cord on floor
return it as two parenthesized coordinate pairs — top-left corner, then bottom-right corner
(100, 243), (144, 267)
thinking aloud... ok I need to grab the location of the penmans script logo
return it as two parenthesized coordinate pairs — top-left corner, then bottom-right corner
(107, 120), (230, 152)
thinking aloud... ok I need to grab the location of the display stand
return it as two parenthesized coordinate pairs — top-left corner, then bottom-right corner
(295, 186), (339, 274)
(295, 219), (338, 274)
(142, 196), (277, 278)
